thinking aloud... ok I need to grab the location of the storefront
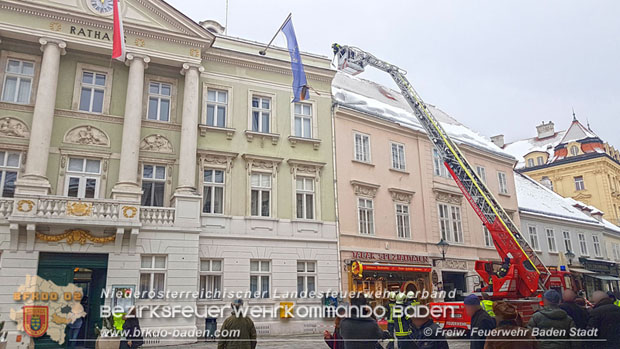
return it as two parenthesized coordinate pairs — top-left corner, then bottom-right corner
(576, 257), (620, 297)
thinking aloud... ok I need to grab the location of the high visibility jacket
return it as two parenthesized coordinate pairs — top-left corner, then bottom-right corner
(614, 299), (620, 307)
(482, 300), (495, 317)
(387, 302), (395, 324)
(394, 313), (412, 337)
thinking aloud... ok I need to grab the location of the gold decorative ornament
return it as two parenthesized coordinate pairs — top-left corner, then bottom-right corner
(49, 22), (62, 32)
(135, 38), (145, 47)
(189, 48), (201, 58)
(36, 229), (115, 245)
(66, 202), (92, 216)
(16, 200), (34, 213)
(122, 206), (138, 218)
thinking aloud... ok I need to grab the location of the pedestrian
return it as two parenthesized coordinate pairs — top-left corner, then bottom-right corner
(559, 289), (589, 329)
(606, 291), (620, 307)
(481, 293), (495, 317)
(120, 307), (143, 349)
(526, 289), (575, 349)
(324, 315), (343, 349)
(385, 291), (396, 349)
(483, 301), (536, 349)
(218, 299), (257, 349)
(464, 294), (495, 349)
(392, 292), (416, 349)
(339, 293), (384, 349)
(410, 311), (448, 349)
(586, 290), (620, 349)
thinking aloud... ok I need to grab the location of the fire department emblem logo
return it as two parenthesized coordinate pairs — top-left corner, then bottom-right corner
(23, 305), (49, 337)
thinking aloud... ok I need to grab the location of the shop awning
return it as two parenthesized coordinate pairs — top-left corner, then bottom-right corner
(360, 263), (432, 273)
(589, 274), (620, 281)
(569, 267), (596, 274)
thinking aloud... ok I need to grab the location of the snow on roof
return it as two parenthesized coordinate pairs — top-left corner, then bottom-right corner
(602, 218), (620, 234)
(503, 131), (566, 169)
(514, 172), (600, 225)
(332, 72), (515, 161)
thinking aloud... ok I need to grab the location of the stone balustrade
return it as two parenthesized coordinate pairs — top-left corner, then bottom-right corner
(140, 206), (176, 226)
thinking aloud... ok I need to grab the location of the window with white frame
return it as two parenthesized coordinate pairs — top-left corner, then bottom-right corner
(199, 259), (222, 299)
(250, 260), (270, 298)
(147, 82), (171, 122)
(537, 156), (544, 166)
(1, 59), (34, 104)
(391, 143), (406, 171)
(483, 226), (494, 247)
(546, 228), (557, 252)
(354, 133), (371, 163)
(140, 255), (166, 298)
(563, 231), (572, 253)
(78, 70), (107, 113)
(297, 261), (316, 296)
(396, 204), (411, 238)
(570, 145), (579, 156)
(528, 225), (540, 250)
(0, 151), (20, 198)
(498, 171), (508, 194)
(578, 233), (588, 255)
(438, 203), (463, 243)
(293, 102), (312, 138)
(613, 243), (620, 261)
(296, 177), (314, 220)
(476, 166), (487, 183)
(203, 169), (225, 214)
(251, 96), (271, 133)
(574, 176), (585, 191)
(250, 172), (271, 217)
(433, 149), (450, 178)
(141, 164), (166, 207)
(527, 158), (534, 168)
(592, 235), (602, 257)
(65, 158), (101, 199)
(358, 198), (374, 235)
(206, 89), (227, 127)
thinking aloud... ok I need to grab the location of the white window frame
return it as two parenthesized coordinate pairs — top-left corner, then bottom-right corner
(353, 132), (371, 163)
(433, 149), (450, 178)
(483, 226), (494, 247)
(250, 260), (271, 298)
(390, 142), (406, 171)
(296, 176), (315, 220)
(141, 164), (166, 207)
(574, 176), (585, 191)
(476, 166), (487, 183)
(199, 259), (223, 300)
(570, 145), (579, 156)
(292, 102), (313, 138)
(438, 203), (463, 243)
(203, 168), (225, 214)
(139, 255), (166, 298)
(537, 156), (544, 166)
(498, 171), (508, 194)
(0, 151), (20, 198)
(578, 233), (588, 256)
(613, 243), (620, 261)
(77, 70), (107, 113)
(527, 158), (534, 168)
(0, 51), (41, 106)
(592, 235), (602, 257)
(358, 197), (375, 235)
(395, 203), (411, 239)
(297, 261), (317, 296)
(250, 172), (272, 217)
(250, 95), (272, 133)
(546, 228), (557, 252)
(1, 58), (34, 104)
(146, 81), (172, 122)
(64, 157), (101, 199)
(563, 231), (573, 253)
(206, 88), (228, 128)
(527, 225), (540, 251)
(72, 63), (113, 114)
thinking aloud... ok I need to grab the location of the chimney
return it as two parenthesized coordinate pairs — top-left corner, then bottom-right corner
(536, 121), (555, 139)
(491, 134), (505, 148)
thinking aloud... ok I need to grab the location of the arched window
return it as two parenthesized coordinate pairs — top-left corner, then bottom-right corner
(570, 145), (579, 156)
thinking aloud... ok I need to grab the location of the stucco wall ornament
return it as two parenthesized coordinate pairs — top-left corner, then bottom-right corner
(140, 134), (173, 153)
(36, 229), (115, 245)
(65, 125), (109, 146)
(0, 117), (30, 138)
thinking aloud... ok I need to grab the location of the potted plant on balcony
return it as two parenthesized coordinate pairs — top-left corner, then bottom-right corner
(0, 321), (7, 349)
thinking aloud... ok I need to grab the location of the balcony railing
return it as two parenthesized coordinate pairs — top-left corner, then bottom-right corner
(140, 206), (175, 226)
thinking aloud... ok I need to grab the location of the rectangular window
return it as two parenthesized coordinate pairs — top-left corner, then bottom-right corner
(251, 96), (271, 133)
(78, 70), (106, 113)
(65, 157), (101, 199)
(498, 171), (508, 194)
(433, 149), (450, 178)
(476, 166), (487, 183)
(613, 244), (620, 261)
(483, 226), (494, 247)
(1, 59), (34, 104)
(358, 198), (374, 235)
(354, 133), (371, 163)
(199, 259), (222, 299)
(139, 255), (166, 298)
(578, 233), (588, 255)
(203, 169), (225, 214)
(537, 156), (544, 166)
(527, 158), (534, 167)
(293, 103), (312, 138)
(250, 260), (270, 298)
(592, 235), (602, 257)
(147, 82), (171, 122)
(206, 89), (227, 127)
(250, 173), (271, 217)
(546, 228), (557, 252)
(391, 143), (406, 170)
(141, 164), (166, 207)
(296, 177), (314, 220)
(563, 231), (572, 253)
(574, 176), (585, 191)
(297, 261), (316, 296)
(438, 204), (463, 243)
(396, 204), (411, 238)
(528, 225), (540, 250)
(0, 151), (20, 198)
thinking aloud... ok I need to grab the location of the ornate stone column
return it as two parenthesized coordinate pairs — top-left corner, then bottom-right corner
(111, 54), (150, 202)
(15, 38), (66, 195)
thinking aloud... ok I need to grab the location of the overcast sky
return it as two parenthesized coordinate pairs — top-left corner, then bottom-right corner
(168, 0), (620, 146)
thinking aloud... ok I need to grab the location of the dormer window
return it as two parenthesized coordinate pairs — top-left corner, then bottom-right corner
(570, 145), (579, 156)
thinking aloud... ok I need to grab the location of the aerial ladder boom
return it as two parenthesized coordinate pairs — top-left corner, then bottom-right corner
(332, 44), (550, 297)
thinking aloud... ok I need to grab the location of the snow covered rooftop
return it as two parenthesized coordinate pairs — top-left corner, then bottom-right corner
(503, 131), (566, 169)
(558, 118), (599, 144)
(332, 73), (515, 161)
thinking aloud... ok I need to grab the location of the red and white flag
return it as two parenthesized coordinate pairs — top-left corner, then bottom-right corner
(112, 0), (125, 61)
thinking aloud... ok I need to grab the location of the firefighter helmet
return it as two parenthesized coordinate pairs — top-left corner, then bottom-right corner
(406, 291), (415, 300)
(388, 291), (396, 301)
(395, 292), (406, 304)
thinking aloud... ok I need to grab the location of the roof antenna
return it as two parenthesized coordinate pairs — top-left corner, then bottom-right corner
(225, 0), (229, 35)
(572, 107), (577, 121)
(587, 118), (592, 131)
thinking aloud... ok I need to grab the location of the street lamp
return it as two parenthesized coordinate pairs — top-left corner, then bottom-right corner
(565, 250), (575, 266)
(436, 238), (450, 261)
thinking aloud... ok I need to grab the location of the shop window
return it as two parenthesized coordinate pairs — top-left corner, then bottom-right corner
(147, 82), (171, 122)
(251, 96), (271, 133)
(203, 169), (225, 214)
(250, 260), (270, 298)
(574, 176), (585, 191)
(433, 149), (450, 178)
(438, 203), (463, 243)
(141, 164), (165, 207)
(358, 198), (374, 235)
(578, 233), (588, 256)
(65, 157), (101, 199)
(206, 89), (228, 127)
(546, 228), (557, 252)
(498, 171), (508, 194)
(78, 70), (107, 113)
(476, 166), (486, 183)
(293, 102), (312, 138)
(297, 261), (316, 296)
(563, 231), (572, 253)
(140, 255), (166, 298)
(1, 59), (34, 104)
(592, 235), (602, 257)
(527, 225), (540, 251)
(296, 177), (314, 220)
(483, 226), (494, 247)
(0, 151), (20, 197)
(199, 259), (222, 299)
(250, 172), (271, 217)
(395, 204), (410, 238)
(391, 143), (406, 171)
(354, 133), (371, 163)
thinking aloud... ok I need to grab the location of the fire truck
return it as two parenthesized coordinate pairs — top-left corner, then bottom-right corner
(332, 44), (574, 328)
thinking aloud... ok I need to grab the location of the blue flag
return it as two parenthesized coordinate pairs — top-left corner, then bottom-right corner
(281, 17), (309, 102)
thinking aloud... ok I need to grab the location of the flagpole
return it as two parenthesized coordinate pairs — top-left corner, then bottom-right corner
(258, 13), (292, 56)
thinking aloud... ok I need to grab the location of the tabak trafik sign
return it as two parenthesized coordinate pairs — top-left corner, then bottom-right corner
(351, 251), (430, 265)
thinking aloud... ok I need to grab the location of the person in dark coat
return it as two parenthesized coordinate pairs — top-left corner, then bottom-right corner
(527, 290), (575, 349)
(464, 294), (495, 349)
(587, 291), (620, 349)
(484, 301), (536, 349)
(410, 313), (448, 349)
(218, 299), (257, 349)
(339, 294), (385, 349)
(559, 289), (589, 329)
(324, 316), (343, 349)
(120, 307), (143, 349)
